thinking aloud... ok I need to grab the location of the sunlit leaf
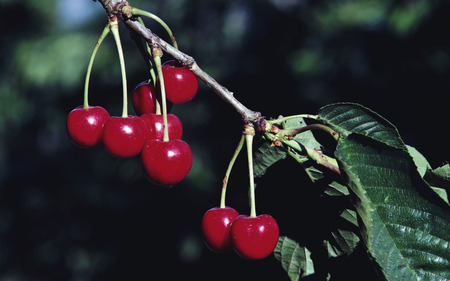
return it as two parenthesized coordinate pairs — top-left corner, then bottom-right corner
(407, 145), (449, 205)
(324, 181), (350, 196)
(274, 236), (315, 281)
(407, 145), (432, 177)
(426, 164), (450, 190)
(425, 164), (450, 205)
(318, 102), (404, 149)
(285, 117), (322, 150)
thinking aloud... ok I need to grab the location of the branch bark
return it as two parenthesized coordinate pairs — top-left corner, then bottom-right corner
(95, 0), (261, 123)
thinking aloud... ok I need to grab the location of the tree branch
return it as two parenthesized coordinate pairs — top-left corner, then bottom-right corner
(95, 0), (261, 123)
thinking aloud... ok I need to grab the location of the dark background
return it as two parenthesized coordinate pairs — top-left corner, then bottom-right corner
(1, 0), (449, 280)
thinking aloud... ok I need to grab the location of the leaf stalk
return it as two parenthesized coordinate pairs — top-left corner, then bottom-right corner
(280, 124), (340, 141)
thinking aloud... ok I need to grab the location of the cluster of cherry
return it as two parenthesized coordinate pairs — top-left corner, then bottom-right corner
(201, 130), (279, 260)
(67, 61), (198, 187)
(67, 12), (279, 261)
(202, 206), (279, 260)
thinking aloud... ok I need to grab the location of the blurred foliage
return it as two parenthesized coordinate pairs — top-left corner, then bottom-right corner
(0, 0), (449, 280)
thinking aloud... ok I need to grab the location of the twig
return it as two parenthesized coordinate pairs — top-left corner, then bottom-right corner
(96, 0), (261, 123)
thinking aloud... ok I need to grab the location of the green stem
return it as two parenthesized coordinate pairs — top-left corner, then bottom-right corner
(137, 17), (157, 84)
(280, 124), (340, 141)
(280, 138), (340, 174)
(153, 48), (169, 142)
(110, 19), (128, 118)
(268, 114), (318, 124)
(245, 125), (257, 218)
(220, 135), (245, 208)
(83, 25), (111, 109)
(131, 8), (178, 49)
(136, 17), (161, 114)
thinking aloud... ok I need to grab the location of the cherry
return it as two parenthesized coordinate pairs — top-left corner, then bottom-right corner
(141, 139), (192, 187)
(132, 81), (173, 115)
(131, 82), (157, 115)
(66, 105), (110, 148)
(202, 206), (240, 253)
(102, 116), (146, 158)
(230, 214), (279, 260)
(141, 113), (183, 141)
(161, 61), (198, 104)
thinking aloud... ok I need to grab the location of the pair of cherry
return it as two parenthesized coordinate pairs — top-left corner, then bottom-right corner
(201, 206), (279, 260)
(67, 62), (198, 187)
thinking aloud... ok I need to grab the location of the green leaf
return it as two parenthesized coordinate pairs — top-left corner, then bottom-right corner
(253, 140), (286, 178)
(318, 103), (450, 279)
(323, 182), (361, 258)
(336, 136), (450, 280)
(407, 145), (432, 177)
(254, 116), (324, 181)
(274, 236), (315, 281)
(408, 146), (449, 205)
(318, 102), (405, 149)
(285, 117), (322, 150)
(326, 208), (360, 258)
(283, 116), (329, 182)
(426, 164), (450, 191)
(325, 181), (350, 196)
(424, 163), (450, 205)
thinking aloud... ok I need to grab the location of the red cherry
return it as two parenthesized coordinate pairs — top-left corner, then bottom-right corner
(161, 61), (198, 104)
(141, 113), (183, 141)
(141, 139), (193, 187)
(202, 207), (240, 253)
(102, 116), (146, 158)
(132, 81), (173, 115)
(66, 105), (110, 148)
(230, 214), (279, 260)
(131, 82), (157, 115)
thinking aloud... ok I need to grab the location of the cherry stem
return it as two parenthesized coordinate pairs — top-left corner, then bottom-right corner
(152, 47), (170, 142)
(136, 17), (157, 84)
(220, 135), (245, 208)
(131, 8), (179, 49)
(83, 24), (111, 109)
(244, 125), (257, 218)
(110, 18), (129, 118)
(135, 17), (161, 114)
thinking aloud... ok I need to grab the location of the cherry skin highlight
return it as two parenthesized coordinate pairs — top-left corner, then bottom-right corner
(230, 214), (279, 260)
(141, 113), (183, 141)
(66, 105), (110, 148)
(161, 61), (198, 104)
(202, 206), (240, 253)
(102, 116), (146, 158)
(141, 139), (193, 187)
